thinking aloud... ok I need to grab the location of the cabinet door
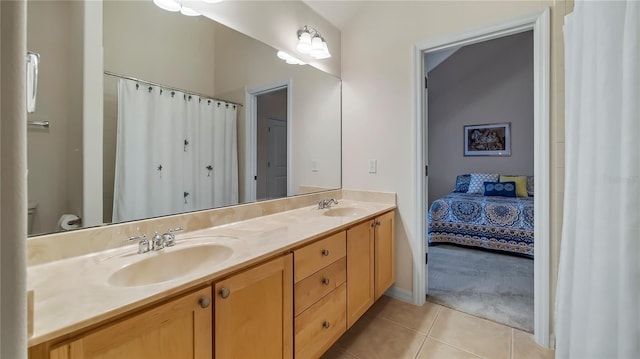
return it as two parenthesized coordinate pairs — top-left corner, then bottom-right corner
(49, 287), (212, 359)
(375, 211), (395, 300)
(346, 220), (375, 328)
(215, 254), (293, 359)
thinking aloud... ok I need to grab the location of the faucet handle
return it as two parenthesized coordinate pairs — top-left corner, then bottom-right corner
(168, 227), (184, 234)
(162, 227), (184, 247)
(126, 234), (149, 254)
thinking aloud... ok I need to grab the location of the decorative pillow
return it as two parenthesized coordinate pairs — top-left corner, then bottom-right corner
(467, 173), (499, 194)
(452, 174), (471, 193)
(527, 176), (534, 197)
(483, 181), (517, 197)
(499, 175), (528, 197)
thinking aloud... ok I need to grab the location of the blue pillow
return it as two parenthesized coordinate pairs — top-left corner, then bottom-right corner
(453, 174), (471, 193)
(483, 181), (516, 197)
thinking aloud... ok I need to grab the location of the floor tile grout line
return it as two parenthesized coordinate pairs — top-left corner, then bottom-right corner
(412, 335), (430, 359)
(375, 313), (432, 336)
(427, 337), (484, 358)
(426, 308), (511, 359)
(510, 328), (514, 359)
(425, 304), (443, 337)
(375, 302), (445, 337)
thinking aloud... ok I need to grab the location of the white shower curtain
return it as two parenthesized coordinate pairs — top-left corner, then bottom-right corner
(113, 79), (238, 222)
(556, 1), (639, 358)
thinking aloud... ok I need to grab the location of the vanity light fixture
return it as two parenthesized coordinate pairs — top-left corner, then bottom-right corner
(152, 0), (201, 16)
(296, 26), (331, 59)
(277, 51), (306, 65)
(180, 6), (201, 16)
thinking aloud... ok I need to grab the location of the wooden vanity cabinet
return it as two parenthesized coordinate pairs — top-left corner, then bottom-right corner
(346, 211), (395, 328)
(293, 231), (347, 359)
(214, 253), (293, 359)
(30, 210), (394, 359)
(47, 286), (212, 359)
(374, 211), (395, 300)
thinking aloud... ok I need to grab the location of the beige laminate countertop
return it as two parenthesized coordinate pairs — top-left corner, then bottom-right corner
(27, 199), (395, 347)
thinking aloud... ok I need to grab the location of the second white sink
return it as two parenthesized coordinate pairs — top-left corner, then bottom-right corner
(323, 207), (369, 217)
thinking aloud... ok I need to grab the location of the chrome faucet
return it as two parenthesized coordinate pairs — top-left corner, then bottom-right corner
(126, 234), (149, 254)
(318, 198), (339, 209)
(161, 227), (184, 247)
(151, 232), (164, 251)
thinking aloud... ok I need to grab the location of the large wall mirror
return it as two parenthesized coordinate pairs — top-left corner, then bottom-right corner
(26, 0), (341, 236)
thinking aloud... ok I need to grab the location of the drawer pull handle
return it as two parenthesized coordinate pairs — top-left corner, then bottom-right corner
(199, 296), (211, 308)
(322, 321), (331, 329)
(322, 277), (330, 285)
(219, 287), (230, 299)
(321, 249), (330, 256)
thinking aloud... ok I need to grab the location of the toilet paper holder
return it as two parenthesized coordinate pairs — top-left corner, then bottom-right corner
(66, 217), (82, 226)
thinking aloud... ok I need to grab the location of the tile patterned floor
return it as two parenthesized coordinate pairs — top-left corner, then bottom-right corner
(323, 296), (554, 359)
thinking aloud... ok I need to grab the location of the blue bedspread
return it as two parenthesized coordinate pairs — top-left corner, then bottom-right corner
(428, 192), (534, 257)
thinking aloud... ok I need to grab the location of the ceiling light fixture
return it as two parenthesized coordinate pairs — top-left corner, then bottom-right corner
(152, 0), (202, 16)
(277, 51), (306, 65)
(296, 26), (331, 60)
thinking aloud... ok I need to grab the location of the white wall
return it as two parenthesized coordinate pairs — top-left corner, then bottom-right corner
(184, 0), (341, 77)
(103, 0), (217, 95)
(341, 0), (569, 334)
(428, 31), (534, 204)
(213, 23), (341, 200)
(26, 1), (83, 235)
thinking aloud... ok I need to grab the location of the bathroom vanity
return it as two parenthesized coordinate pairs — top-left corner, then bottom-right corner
(27, 194), (395, 359)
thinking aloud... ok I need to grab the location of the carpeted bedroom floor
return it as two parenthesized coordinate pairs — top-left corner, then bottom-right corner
(427, 244), (534, 332)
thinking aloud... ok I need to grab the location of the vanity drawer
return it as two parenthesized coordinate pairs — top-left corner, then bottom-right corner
(294, 231), (346, 282)
(295, 257), (346, 316)
(295, 283), (347, 359)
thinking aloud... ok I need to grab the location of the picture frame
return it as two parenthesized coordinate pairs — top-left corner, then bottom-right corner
(463, 122), (511, 156)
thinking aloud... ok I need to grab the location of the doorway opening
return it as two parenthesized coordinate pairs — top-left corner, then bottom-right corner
(413, 9), (550, 346)
(245, 82), (292, 202)
(425, 31), (535, 333)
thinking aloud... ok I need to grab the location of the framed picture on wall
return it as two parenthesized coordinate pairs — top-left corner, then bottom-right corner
(463, 122), (511, 156)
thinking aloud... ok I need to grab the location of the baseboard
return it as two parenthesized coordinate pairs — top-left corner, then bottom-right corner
(384, 286), (413, 303)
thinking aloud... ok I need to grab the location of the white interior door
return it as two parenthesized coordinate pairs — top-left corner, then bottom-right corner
(267, 118), (287, 199)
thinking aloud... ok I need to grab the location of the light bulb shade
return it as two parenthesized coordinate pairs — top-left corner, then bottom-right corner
(314, 41), (331, 59)
(277, 51), (305, 65)
(296, 31), (312, 54)
(277, 51), (292, 60)
(153, 0), (181, 12)
(180, 6), (201, 16)
(309, 36), (324, 56)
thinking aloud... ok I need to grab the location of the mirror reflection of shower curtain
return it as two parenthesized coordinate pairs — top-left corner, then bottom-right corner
(113, 79), (238, 223)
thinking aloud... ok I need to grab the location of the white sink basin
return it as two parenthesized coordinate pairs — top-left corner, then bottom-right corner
(323, 207), (369, 217)
(108, 244), (233, 287)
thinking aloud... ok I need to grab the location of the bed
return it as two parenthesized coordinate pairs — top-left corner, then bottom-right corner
(427, 174), (534, 257)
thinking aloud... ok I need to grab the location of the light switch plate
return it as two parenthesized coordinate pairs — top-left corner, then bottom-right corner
(311, 160), (319, 172)
(368, 159), (377, 173)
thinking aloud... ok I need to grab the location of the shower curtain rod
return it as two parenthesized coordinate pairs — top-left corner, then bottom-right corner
(103, 71), (243, 107)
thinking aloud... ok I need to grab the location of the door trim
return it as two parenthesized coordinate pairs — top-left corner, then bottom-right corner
(413, 9), (551, 347)
(244, 80), (293, 202)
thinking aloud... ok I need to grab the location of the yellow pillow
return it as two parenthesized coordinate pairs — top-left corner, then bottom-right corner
(499, 175), (529, 197)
